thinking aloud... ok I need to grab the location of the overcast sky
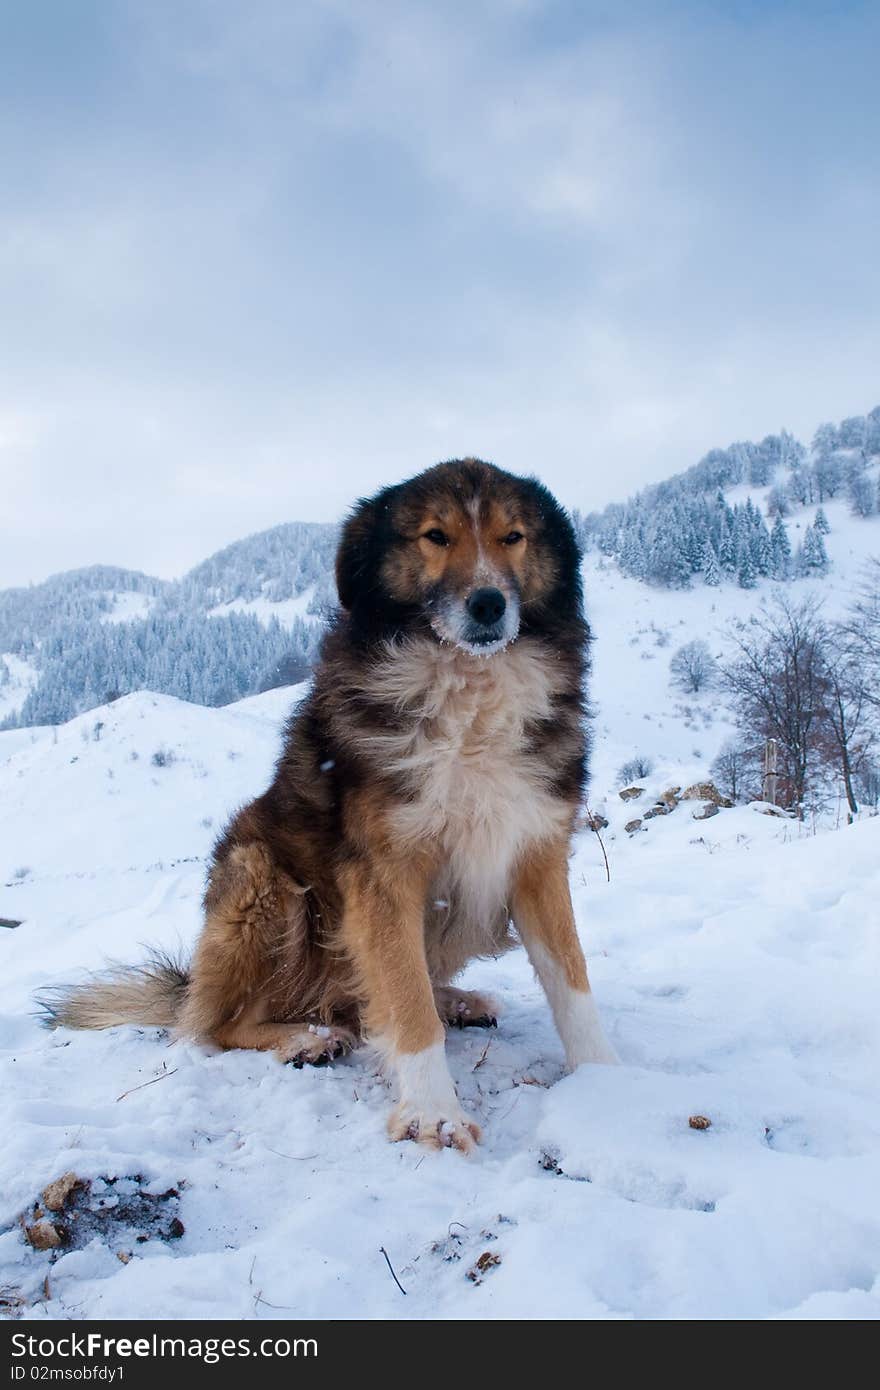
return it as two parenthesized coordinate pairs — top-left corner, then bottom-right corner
(1, 1), (878, 588)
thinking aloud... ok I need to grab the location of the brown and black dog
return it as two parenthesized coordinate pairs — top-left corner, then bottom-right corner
(45, 459), (617, 1151)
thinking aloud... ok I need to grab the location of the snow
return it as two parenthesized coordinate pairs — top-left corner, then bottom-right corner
(584, 493), (880, 801)
(0, 653), (38, 725)
(207, 586), (320, 627)
(98, 591), (156, 625)
(2, 509), (879, 1320)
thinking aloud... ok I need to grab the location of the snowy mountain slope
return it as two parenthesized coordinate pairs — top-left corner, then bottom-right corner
(1, 674), (878, 1321)
(0, 654), (38, 726)
(99, 592), (158, 625)
(207, 586), (321, 628)
(3, 403), (879, 734)
(0, 525), (336, 730)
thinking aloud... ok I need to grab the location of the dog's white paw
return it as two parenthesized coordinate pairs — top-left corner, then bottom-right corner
(388, 1102), (481, 1153)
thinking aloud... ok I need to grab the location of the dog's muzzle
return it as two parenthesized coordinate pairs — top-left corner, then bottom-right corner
(464, 587), (507, 647)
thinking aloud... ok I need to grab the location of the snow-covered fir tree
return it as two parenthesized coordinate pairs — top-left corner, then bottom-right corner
(770, 514), (792, 579)
(578, 402), (878, 589)
(797, 524), (830, 576)
(737, 542), (757, 589)
(702, 542), (721, 587)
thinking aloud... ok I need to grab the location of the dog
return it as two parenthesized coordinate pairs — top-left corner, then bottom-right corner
(44, 459), (617, 1151)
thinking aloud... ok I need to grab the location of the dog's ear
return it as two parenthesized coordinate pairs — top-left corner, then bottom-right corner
(336, 493), (382, 610)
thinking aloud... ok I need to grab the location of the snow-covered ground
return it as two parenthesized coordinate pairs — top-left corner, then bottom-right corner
(0, 654), (38, 726)
(207, 585), (319, 627)
(99, 591), (157, 625)
(2, 504), (879, 1321)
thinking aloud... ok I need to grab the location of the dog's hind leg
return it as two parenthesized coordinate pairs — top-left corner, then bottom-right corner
(512, 838), (618, 1068)
(212, 1007), (356, 1066)
(181, 841), (355, 1064)
(433, 985), (500, 1029)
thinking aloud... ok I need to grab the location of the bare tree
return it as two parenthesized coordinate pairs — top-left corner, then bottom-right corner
(815, 638), (877, 821)
(721, 596), (828, 817)
(669, 639), (718, 694)
(843, 558), (880, 704)
(855, 761), (880, 810)
(710, 738), (761, 804)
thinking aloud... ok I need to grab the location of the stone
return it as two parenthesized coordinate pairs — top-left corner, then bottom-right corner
(682, 781), (733, 808)
(619, 786), (644, 802)
(643, 804), (670, 820)
(25, 1220), (64, 1251)
(692, 802), (719, 820)
(42, 1172), (82, 1213)
(624, 818), (643, 834)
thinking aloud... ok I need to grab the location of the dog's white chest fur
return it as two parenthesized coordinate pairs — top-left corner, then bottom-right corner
(366, 639), (570, 918)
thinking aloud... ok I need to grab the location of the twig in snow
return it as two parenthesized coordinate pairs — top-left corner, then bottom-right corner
(116, 1067), (178, 1102)
(266, 1147), (318, 1161)
(472, 1039), (492, 1071)
(586, 808), (612, 883)
(254, 1294), (295, 1311)
(379, 1245), (407, 1295)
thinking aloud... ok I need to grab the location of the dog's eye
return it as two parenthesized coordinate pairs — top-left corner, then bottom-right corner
(423, 529), (449, 547)
(502, 531), (525, 545)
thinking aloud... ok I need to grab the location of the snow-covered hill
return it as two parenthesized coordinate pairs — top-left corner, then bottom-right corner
(3, 403), (879, 732)
(584, 488), (880, 809)
(1, 663), (879, 1320)
(0, 525), (336, 729)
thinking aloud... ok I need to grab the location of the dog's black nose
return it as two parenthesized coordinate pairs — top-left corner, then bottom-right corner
(466, 587), (506, 627)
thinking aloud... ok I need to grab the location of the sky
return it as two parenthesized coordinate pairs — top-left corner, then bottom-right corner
(1, 0), (878, 589)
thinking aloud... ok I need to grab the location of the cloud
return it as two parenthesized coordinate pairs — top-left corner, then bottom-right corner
(0, 1), (878, 585)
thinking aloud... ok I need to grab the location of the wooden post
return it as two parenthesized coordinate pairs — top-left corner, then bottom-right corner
(762, 738), (778, 806)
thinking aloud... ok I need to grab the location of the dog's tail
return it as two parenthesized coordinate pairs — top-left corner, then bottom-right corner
(37, 949), (190, 1032)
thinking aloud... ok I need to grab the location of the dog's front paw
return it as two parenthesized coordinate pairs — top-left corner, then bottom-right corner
(388, 1102), (481, 1153)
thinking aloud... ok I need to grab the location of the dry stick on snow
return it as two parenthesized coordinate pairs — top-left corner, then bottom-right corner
(587, 808), (612, 884)
(115, 1067), (178, 1103)
(254, 1294), (295, 1311)
(379, 1245), (407, 1296)
(472, 1039), (492, 1071)
(265, 1147), (319, 1161)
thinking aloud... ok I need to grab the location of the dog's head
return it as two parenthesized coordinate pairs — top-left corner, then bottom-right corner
(336, 459), (582, 652)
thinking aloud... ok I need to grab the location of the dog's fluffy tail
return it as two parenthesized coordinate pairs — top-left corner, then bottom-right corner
(38, 950), (190, 1032)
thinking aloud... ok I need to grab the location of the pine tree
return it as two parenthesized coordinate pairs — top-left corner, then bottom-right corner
(770, 515), (792, 579)
(737, 542), (757, 589)
(814, 506), (831, 535)
(750, 511), (772, 576)
(702, 542), (721, 587)
(798, 524), (829, 576)
(718, 516), (737, 572)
